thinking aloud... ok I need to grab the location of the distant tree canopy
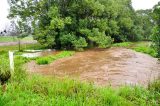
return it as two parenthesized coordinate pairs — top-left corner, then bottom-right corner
(136, 9), (154, 40)
(8, 0), (153, 50)
(152, 2), (160, 57)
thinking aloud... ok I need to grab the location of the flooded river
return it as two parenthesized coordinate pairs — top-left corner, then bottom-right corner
(26, 47), (160, 87)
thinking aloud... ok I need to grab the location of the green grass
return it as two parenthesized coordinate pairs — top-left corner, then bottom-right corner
(36, 51), (75, 65)
(21, 36), (34, 41)
(0, 43), (46, 52)
(0, 44), (159, 106)
(0, 55), (10, 84)
(0, 36), (17, 42)
(0, 74), (159, 106)
(133, 46), (157, 57)
(113, 41), (158, 57)
(0, 36), (33, 42)
(112, 42), (133, 47)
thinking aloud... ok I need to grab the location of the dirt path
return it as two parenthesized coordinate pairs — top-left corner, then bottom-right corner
(0, 41), (37, 46)
(26, 47), (160, 87)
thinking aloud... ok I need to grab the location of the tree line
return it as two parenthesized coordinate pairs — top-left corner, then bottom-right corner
(8, 0), (159, 55)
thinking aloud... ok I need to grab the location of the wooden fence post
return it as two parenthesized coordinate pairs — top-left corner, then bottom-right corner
(9, 51), (14, 75)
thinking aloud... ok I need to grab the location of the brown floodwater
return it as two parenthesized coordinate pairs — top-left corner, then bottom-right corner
(26, 47), (160, 87)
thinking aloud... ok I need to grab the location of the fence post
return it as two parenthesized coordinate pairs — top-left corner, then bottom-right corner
(9, 51), (14, 75)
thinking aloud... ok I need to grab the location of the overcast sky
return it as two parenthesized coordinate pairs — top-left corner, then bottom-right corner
(0, 0), (160, 30)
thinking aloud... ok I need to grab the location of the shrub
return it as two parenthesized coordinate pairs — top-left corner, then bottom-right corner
(60, 33), (77, 49)
(72, 37), (88, 51)
(89, 29), (113, 48)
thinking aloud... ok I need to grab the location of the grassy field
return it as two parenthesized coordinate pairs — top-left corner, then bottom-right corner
(0, 43), (46, 52)
(0, 36), (34, 42)
(0, 36), (17, 42)
(0, 41), (159, 106)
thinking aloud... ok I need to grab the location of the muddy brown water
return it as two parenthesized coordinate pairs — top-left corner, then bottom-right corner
(26, 47), (160, 87)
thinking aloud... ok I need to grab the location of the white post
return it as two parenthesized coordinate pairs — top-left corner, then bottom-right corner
(9, 51), (14, 74)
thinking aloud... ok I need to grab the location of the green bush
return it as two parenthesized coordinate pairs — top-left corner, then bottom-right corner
(60, 34), (88, 51)
(88, 29), (113, 48)
(60, 33), (76, 49)
(72, 37), (88, 51)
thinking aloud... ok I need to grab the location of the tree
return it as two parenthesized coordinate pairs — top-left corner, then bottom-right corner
(136, 9), (154, 40)
(152, 2), (160, 57)
(8, 0), (147, 50)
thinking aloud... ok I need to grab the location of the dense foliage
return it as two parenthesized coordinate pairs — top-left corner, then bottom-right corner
(136, 10), (154, 40)
(152, 2), (160, 57)
(8, 0), (153, 50)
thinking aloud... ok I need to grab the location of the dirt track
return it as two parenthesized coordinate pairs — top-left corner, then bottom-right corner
(26, 47), (160, 87)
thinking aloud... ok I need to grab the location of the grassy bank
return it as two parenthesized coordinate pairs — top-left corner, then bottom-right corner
(0, 42), (159, 105)
(0, 36), (34, 43)
(113, 41), (158, 57)
(0, 73), (160, 105)
(0, 50), (159, 106)
(0, 44), (75, 65)
(0, 43), (46, 52)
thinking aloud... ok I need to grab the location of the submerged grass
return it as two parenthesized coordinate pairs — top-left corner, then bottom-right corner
(36, 51), (75, 65)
